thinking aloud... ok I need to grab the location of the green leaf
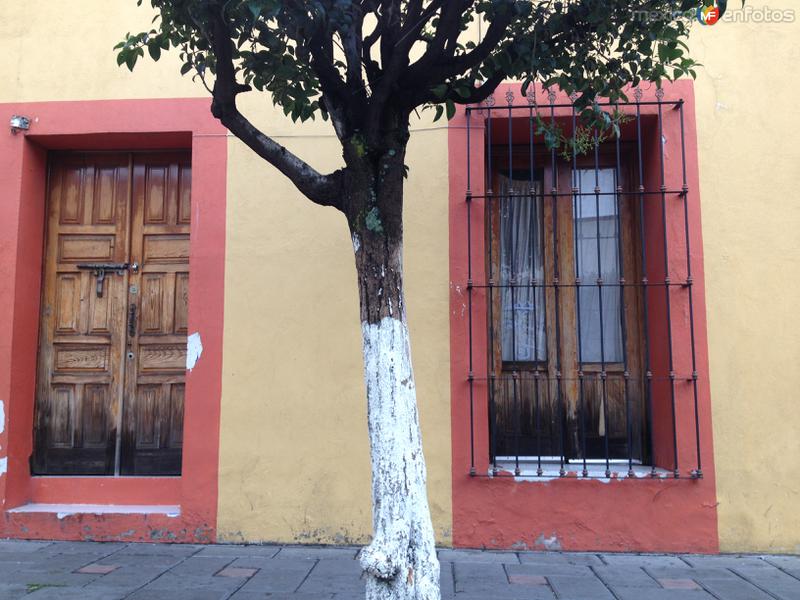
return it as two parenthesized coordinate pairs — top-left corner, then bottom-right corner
(148, 44), (161, 61)
(445, 99), (456, 120)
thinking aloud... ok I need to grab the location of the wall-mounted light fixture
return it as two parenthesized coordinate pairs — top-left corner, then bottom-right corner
(10, 115), (31, 134)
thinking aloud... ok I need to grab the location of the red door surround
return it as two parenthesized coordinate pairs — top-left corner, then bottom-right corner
(0, 98), (226, 542)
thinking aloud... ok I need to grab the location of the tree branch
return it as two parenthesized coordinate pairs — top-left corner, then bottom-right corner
(208, 10), (343, 208)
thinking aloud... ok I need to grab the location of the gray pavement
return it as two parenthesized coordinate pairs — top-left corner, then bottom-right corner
(0, 540), (799, 599)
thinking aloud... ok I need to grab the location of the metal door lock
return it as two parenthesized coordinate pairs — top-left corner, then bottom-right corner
(76, 262), (130, 297)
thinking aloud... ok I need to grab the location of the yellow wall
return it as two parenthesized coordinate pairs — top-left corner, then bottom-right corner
(1, 0), (799, 553)
(216, 99), (453, 544)
(689, 4), (800, 554)
(0, 0), (453, 545)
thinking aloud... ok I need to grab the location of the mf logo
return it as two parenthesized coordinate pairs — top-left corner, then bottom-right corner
(697, 0), (724, 25)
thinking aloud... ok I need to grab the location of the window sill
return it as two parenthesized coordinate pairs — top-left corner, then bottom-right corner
(491, 458), (675, 481)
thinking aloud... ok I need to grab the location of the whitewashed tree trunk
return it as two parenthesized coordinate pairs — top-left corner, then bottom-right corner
(353, 232), (441, 600)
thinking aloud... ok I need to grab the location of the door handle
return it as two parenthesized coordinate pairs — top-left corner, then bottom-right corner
(127, 303), (137, 339)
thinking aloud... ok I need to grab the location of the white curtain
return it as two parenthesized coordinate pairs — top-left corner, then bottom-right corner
(574, 168), (624, 363)
(498, 174), (546, 362)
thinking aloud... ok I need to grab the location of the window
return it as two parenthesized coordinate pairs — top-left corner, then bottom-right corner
(461, 89), (704, 479)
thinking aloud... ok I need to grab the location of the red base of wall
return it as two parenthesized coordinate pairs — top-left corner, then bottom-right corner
(1, 513), (213, 544)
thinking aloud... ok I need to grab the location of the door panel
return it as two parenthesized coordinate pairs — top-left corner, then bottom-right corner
(33, 152), (191, 476)
(33, 154), (130, 475)
(121, 155), (191, 475)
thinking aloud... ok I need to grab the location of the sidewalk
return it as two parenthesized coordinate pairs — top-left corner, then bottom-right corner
(0, 540), (799, 599)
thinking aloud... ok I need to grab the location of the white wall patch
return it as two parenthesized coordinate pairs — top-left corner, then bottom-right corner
(0, 400), (5, 434)
(0, 457), (7, 477)
(186, 332), (203, 371)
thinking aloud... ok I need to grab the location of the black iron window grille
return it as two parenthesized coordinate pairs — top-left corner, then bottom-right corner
(463, 86), (703, 480)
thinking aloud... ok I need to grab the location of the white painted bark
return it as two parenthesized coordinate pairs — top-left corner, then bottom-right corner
(359, 316), (441, 600)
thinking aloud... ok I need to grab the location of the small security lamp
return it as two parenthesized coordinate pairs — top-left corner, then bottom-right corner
(10, 115), (30, 134)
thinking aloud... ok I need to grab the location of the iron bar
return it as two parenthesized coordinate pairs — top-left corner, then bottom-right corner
(467, 190), (687, 200)
(657, 95), (680, 479)
(572, 102), (589, 477)
(549, 91), (566, 477)
(615, 103), (635, 478)
(679, 101), (703, 479)
(530, 103), (543, 477)
(635, 93), (657, 478)
(466, 100), (683, 112)
(466, 109), (475, 476)
(487, 114), (499, 476)
(592, 131), (612, 478)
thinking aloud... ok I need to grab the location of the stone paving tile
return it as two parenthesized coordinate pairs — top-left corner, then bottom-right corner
(439, 548), (520, 564)
(593, 565), (660, 588)
(508, 573), (548, 585)
(217, 566), (259, 578)
(456, 592), (556, 600)
(601, 553), (689, 568)
(700, 576), (777, 600)
(1, 569), (101, 588)
(234, 558), (316, 594)
(731, 566), (800, 600)
(613, 587), (715, 600)
(506, 562), (596, 578)
(95, 552), (185, 570)
(546, 574), (615, 599)
(36, 541), (127, 556)
(276, 546), (359, 560)
(453, 562), (508, 592)
(762, 555), (800, 579)
(196, 544), (281, 558)
(167, 555), (236, 576)
(762, 555), (800, 570)
(0, 583), (30, 600)
(128, 589), (232, 600)
(297, 558), (364, 595)
(658, 577), (701, 589)
(24, 587), (130, 600)
(140, 572), (244, 592)
(0, 540), (53, 553)
(114, 542), (204, 557)
(645, 565), (740, 581)
(439, 560), (455, 599)
(75, 562), (120, 574)
(682, 554), (772, 569)
(518, 552), (603, 566)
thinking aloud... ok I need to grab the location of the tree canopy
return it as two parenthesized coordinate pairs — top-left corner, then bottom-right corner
(117, 0), (714, 210)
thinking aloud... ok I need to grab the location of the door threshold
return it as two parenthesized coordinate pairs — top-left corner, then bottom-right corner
(7, 503), (181, 518)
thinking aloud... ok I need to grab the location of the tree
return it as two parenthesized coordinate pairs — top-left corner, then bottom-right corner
(117, 2), (709, 598)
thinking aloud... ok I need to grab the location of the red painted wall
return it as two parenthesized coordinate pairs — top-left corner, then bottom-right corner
(0, 98), (226, 542)
(448, 81), (719, 552)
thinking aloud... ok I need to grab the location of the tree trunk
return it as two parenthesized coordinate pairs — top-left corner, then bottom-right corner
(352, 223), (441, 600)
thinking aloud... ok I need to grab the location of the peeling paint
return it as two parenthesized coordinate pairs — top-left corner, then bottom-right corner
(186, 332), (203, 371)
(0, 457), (6, 476)
(534, 533), (562, 551)
(0, 399), (5, 434)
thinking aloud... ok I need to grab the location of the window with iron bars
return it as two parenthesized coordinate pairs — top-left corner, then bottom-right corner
(462, 87), (703, 480)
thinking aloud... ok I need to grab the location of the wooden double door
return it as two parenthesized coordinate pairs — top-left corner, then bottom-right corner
(33, 152), (191, 476)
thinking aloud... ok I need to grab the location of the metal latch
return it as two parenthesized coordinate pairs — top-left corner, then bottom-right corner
(76, 262), (130, 297)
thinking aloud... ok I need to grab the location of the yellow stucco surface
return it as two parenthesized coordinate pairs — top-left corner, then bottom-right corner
(689, 4), (800, 553)
(1, 0), (799, 553)
(216, 100), (453, 544)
